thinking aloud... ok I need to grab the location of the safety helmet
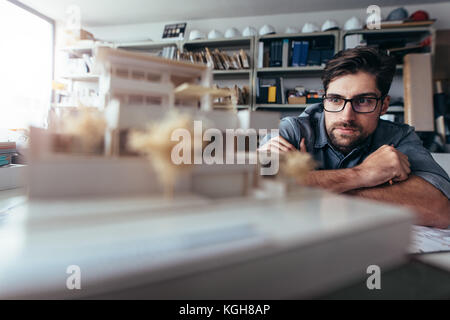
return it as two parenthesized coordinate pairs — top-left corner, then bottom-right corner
(321, 19), (339, 31)
(386, 7), (408, 21)
(285, 26), (300, 34)
(242, 26), (257, 37)
(344, 16), (363, 31)
(224, 27), (240, 38)
(259, 24), (276, 36)
(409, 10), (430, 21)
(189, 30), (206, 40)
(302, 22), (319, 33)
(208, 29), (223, 39)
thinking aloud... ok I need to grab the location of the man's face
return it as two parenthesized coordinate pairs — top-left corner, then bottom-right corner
(324, 71), (389, 154)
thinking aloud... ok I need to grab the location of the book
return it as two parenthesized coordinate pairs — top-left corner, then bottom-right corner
(307, 49), (321, 66)
(257, 41), (264, 68)
(268, 86), (277, 103)
(263, 44), (270, 67)
(291, 41), (302, 67)
(279, 77), (285, 104)
(0, 142), (16, 149)
(269, 41), (283, 67)
(239, 49), (250, 69)
(282, 39), (289, 68)
(320, 49), (335, 65)
(299, 41), (309, 66)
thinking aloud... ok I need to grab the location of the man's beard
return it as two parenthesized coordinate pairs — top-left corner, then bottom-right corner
(327, 121), (368, 155)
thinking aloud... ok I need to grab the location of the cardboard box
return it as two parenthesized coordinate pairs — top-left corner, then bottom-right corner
(288, 96), (306, 104)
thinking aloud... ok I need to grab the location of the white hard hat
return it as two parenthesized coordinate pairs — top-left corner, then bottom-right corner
(344, 16), (363, 31)
(302, 22), (319, 33)
(321, 19), (339, 31)
(285, 26), (300, 34)
(224, 27), (240, 38)
(242, 26), (257, 37)
(189, 30), (205, 40)
(259, 24), (276, 36)
(208, 29), (223, 39)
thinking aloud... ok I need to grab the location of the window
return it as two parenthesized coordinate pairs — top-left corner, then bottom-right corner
(0, 0), (54, 130)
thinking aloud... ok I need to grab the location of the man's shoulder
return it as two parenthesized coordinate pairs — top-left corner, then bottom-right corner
(280, 103), (323, 126)
(278, 104), (323, 150)
(377, 119), (414, 135)
(373, 119), (416, 146)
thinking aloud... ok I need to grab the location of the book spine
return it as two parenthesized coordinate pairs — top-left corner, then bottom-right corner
(300, 41), (309, 66)
(268, 86), (277, 103)
(282, 39), (289, 68)
(292, 41), (301, 67)
(258, 42), (264, 69)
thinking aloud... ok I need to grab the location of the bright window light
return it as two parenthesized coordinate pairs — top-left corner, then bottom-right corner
(0, 1), (53, 130)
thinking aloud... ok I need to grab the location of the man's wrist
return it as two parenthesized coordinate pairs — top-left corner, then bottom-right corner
(349, 166), (367, 189)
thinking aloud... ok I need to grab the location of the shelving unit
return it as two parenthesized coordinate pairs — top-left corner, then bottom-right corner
(54, 26), (436, 123)
(182, 36), (254, 109)
(253, 30), (340, 114)
(53, 41), (115, 113)
(115, 40), (180, 55)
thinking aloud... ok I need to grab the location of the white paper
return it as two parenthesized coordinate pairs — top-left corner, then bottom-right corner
(409, 226), (450, 254)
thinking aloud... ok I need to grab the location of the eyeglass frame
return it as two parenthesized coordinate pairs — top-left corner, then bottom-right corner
(321, 94), (387, 114)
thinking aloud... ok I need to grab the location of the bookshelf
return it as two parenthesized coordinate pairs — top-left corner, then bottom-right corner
(342, 26), (434, 122)
(54, 26), (436, 123)
(181, 36), (254, 109)
(115, 40), (181, 58)
(253, 30), (340, 114)
(53, 41), (114, 111)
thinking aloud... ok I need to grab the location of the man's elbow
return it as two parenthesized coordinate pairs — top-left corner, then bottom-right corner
(420, 195), (450, 229)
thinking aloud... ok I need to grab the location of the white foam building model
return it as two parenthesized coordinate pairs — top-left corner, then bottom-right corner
(16, 48), (413, 300)
(28, 47), (280, 199)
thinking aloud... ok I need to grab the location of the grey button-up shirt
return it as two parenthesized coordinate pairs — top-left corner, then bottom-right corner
(262, 103), (450, 198)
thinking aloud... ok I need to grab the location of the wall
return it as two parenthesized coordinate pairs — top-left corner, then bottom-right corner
(83, 2), (450, 105)
(86, 2), (450, 42)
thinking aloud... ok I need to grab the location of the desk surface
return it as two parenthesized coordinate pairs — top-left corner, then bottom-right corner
(0, 187), (446, 299)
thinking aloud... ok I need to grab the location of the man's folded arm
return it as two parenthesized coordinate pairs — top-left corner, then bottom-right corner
(345, 175), (450, 229)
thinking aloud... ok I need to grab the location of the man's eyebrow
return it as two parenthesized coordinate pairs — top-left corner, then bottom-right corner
(326, 92), (379, 98)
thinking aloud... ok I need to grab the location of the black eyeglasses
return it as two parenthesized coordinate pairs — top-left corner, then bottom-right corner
(322, 95), (386, 113)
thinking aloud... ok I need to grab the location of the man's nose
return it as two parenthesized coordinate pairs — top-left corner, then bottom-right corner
(340, 100), (357, 120)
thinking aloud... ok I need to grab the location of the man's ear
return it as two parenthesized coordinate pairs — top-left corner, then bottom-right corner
(380, 95), (390, 116)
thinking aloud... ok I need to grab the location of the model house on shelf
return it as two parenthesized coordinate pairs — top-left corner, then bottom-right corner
(28, 47), (283, 200)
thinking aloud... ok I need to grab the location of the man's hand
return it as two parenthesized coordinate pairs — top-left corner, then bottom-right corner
(355, 144), (411, 188)
(258, 135), (296, 153)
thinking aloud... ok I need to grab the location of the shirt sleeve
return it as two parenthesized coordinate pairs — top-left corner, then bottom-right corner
(396, 127), (450, 199)
(259, 117), (302, 149)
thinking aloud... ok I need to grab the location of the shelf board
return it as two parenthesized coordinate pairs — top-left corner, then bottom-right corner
(59, 74), (100, 82)
(212, 69), (251, 75)
(257, 66), (324, 73)
(258, 30), (339, 40)
(343, 26), (432, 36)
(183, 36), (253, 47)
(255, 104), (404, 112)
(255, 104), (313, 109)
(116, 40), (179, 50)
(387, 106), (404, 112)
(59, 41), (113, 53)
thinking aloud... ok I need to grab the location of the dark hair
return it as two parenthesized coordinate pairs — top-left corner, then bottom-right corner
(322, 47), (396, 97)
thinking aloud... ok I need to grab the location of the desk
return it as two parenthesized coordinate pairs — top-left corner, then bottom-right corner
(0, 187), (444, 299)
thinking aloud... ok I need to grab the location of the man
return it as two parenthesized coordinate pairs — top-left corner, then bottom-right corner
(260, 47), (450, 229)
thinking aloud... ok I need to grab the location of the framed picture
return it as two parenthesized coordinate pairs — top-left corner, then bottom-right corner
(162, 23), (187, 39)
